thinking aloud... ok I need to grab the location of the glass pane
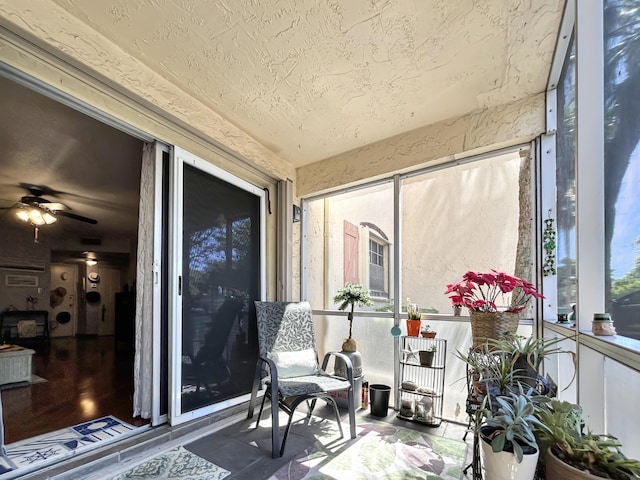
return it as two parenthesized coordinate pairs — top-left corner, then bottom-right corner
(306, 182), (395, 309)
(556, 32), (576, 317)
(401, 152), (534, 317)
(305, 183), (394, 406)
(181, 164), (261, 413)
(604, 1), (640, 340)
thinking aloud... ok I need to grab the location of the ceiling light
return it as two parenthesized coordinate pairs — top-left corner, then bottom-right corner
(16, 207), (57, 225)
(86, 259), (97, 266)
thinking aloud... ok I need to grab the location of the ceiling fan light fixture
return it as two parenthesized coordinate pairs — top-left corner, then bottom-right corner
(17, 207), (57, 225)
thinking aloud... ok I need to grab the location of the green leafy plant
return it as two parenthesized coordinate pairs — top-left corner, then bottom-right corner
(480, 390), (549, 463)
(533, 399), (640, 479)
(333, 282), (374, 350)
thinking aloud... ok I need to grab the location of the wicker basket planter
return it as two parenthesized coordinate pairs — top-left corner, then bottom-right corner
(470, 311), (520, 349)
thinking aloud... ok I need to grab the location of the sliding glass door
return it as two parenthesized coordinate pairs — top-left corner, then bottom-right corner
(169, 147), (265, 424)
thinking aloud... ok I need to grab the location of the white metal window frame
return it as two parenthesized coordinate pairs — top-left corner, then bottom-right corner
(300, 144), (535, 408)
(542, 1), (640, 423)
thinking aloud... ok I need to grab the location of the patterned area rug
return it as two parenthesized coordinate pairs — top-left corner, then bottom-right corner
(268, 422), (466, 480)
(106, 446), (230, 480)
(0, 416), (138, 478)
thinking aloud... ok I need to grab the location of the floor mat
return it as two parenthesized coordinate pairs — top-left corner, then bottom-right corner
(268, 421), (466, 480)
(0, 415), (139, 478)
(105, 445), (230, 480)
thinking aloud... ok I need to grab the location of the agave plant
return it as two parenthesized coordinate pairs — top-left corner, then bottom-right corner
(481, 390), (549, 463)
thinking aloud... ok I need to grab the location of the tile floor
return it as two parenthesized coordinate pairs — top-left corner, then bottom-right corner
(184, 405), (473, 480)
(38, 403), (475, 480)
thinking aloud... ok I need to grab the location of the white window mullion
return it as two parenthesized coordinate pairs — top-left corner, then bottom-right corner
(575, 0), (605, 430)
(575, 0), (605, 328)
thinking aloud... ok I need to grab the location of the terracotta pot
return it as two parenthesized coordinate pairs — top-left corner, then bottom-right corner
(421, 330), (437, 338)
(406, 319), (421, 337)
(545, 446), (601, 479)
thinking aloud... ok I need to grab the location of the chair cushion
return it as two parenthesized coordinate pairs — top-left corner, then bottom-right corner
(267, 349), (319, 378)
(275, 374), (352, 397)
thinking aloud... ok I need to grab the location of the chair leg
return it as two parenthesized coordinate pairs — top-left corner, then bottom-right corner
(270, 381), (281, 458)
(247, 361), (262, 420)
(326, 396), (344, 439)
(254, 390), (268, 429)
(346, 386), (356, 439)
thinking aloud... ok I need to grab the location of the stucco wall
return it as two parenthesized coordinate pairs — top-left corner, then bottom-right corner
(297, 93), (545, 197)
(0, 2), (294, 186)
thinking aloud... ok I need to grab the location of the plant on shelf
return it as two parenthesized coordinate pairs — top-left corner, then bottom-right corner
(486, 332), (576, 392)
(445, 270), (543, 313)
(333, 282), (374, 352)
(421, 324), (437, 338)
(407, 308), (422, 320)
(533, 399), (640, 479)
(478, 389), (548, 480)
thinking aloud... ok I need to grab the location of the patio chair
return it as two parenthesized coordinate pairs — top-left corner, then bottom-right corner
(248, 301), (357, 458)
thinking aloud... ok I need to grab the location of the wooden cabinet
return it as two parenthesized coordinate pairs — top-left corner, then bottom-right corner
(397, 336), (446, 427)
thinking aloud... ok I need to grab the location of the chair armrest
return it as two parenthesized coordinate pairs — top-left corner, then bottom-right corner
(322, 351), (354, 383)
(258, 355), (279, 384)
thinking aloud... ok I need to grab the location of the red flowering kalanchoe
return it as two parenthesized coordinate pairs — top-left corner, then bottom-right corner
(445, 270), (543, 313)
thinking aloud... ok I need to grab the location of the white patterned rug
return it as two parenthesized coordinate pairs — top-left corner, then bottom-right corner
(268, 422), (466, 480)
(0, 416), (138, 478)
(105, 446), (229, 480)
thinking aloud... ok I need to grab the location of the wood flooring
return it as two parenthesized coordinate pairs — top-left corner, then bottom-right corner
(2, 336), (149, 445)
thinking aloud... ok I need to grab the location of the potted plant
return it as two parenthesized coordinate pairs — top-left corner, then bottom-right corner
(406, 300), (422, 336)
(333, 282), (374, 352)
(533, 399), (640, 479)
(485, 332), (576, 392)
(333, 282), (374, 380)
(478, 390), (548, 480)
(418, 344), (437, 367)
(445, 270), (544, 349)
(420, 324), (437, 338)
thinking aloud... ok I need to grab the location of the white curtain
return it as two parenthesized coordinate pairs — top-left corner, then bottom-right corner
(133, 142), (155, 418)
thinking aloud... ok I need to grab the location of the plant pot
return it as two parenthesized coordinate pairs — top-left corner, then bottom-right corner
(480, 427), (539, 480)
(545, 446), (600, 480)
(406, 319), (421, 337)
(470, 311), (520, 349)
(421, 330), (437, 338)
(418, 350), (435, 367)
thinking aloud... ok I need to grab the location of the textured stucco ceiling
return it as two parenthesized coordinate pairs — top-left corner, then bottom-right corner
(48, 0), (564, 167)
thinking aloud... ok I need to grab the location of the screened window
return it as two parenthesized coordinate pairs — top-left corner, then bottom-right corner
(604, 0), (640, 340)
(556, 32), (577, 317)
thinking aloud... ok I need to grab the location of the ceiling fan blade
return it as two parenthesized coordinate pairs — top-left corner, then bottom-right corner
(55, 210), (98, 225)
